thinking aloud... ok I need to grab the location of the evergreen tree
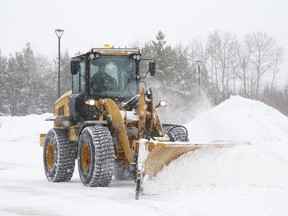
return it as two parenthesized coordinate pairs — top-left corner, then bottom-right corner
(22, 43), (39, 114)
(151, 31), (174, 84)
(0, 50), (8, 115)
(35, 55), (57, 113)
(60, 50), (72, 94)
(7, 56), (20, 116)
(141, 31), (200, 123)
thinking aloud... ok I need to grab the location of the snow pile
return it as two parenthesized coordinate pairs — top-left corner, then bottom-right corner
(144, 96), (288, 194)
(0, 100), (288, 215)
(0, 114), (53, 168)
(186, 95), (288, 151)
(0, 113), (52, 141)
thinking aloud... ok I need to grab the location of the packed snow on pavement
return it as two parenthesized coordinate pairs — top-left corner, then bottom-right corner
(0, 96), (288, 216)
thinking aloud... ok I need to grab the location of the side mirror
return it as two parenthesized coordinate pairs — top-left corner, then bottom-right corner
(70, 60), (80, 75)
(149, 62), (156, 76)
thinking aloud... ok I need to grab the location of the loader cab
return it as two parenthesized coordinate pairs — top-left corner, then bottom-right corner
(71, 49), (141, 102)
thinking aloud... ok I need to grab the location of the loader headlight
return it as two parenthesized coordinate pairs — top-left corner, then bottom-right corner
(155, 100), (168, 108)
(89, 52), (101, 59)
(133, 54), (141, 61)
(160, 100), (168, 107)
(85, 99), (96, 106)
(95, 53), (101, 58)
(89, 53), (95, 60)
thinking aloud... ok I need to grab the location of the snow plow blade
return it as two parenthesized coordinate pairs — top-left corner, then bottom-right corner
(135, 139), (249, 199)
(143, 141), (245, 177)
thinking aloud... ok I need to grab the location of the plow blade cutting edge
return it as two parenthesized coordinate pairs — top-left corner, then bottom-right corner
(135, 139), (249, 199)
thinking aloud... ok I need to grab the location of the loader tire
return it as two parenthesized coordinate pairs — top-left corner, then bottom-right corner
(78, 126), (114, 187)
(164, 125), (189, 142)
(114, 161), (134, 181)
(43, 128), (76, 182)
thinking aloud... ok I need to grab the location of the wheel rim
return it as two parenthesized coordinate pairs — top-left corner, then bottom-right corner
(46, 142), (54, 170)
(81, 143), (91, 173)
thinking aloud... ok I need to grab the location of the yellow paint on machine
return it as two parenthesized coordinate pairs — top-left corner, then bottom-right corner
(144, 141), (237, 177)
(39, 133), (47, 147)
(104, 99), (132, 163)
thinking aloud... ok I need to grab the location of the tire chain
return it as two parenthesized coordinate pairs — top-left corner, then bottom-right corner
(85, 126), (114, 187)
(45, 128), (76, 182)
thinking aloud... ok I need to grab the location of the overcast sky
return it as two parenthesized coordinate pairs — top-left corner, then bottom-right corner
(1, 0), (288, 77)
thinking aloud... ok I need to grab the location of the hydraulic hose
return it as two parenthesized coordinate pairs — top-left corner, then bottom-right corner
(162, 124), (189, 142)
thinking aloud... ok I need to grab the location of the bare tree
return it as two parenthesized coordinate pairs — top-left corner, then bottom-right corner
(206, 31), (238, 100)
(245, 32), (283, 99)
(206, 32), (220, 95)
(270, 47), (283, 91)
(236, 41), (251, 97)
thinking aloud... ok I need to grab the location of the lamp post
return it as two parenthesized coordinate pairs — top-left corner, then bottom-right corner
(55, 29), (64, 98)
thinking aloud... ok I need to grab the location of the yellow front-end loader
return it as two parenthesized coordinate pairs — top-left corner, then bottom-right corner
(40, 47), (235, 199)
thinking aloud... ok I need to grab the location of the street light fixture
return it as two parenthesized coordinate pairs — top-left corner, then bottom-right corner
(55, 29), (64, 98)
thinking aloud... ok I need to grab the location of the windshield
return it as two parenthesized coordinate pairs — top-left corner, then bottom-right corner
(89, 56), (138, 100)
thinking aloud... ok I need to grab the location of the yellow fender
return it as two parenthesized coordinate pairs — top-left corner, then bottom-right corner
(137, 88), (146, 139)
(104, 99), (132, 163)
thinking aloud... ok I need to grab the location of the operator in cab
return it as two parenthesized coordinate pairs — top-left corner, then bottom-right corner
(91, 62), (116, 93)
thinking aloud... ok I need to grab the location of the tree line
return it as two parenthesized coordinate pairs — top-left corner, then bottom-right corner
(0, 31), (287, 123)
(142, 31), (287, 123)
(0, 43), (71, 116)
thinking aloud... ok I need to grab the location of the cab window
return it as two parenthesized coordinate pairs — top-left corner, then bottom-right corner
(72, 61), (86, 94)
(79, 61), (86, 93)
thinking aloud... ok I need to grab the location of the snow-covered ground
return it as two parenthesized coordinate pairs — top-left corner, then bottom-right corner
(1, 96), (288, 216)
